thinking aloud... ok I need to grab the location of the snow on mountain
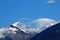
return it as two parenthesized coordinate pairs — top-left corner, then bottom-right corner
(0, 21), (38, 39)
(31, 23), (60, 40)
(12, 22), (28, 33)
(0, 18), (58, 40)
(12, 21), (39, 34)
(0, 27), (10, 38)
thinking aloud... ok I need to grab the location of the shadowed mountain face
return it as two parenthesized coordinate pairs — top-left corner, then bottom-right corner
(30, 23), (60, 40)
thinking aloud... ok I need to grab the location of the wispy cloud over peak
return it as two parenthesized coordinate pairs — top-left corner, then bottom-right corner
(29, 18), (58, 32)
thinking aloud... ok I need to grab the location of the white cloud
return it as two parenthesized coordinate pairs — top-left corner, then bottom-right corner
(20, 18), (30, 21)
(29, 18), (58, 32)
(32, 18), (57, 24)
(19, 18), (32, 25)
(48, 0), (55, 3)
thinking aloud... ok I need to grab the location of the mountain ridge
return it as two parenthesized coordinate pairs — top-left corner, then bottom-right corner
(0, 20), (59, 40)
(30, 23), (60, 40)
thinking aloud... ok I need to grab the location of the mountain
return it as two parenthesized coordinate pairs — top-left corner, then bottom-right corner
(0, 22), (38, 40)
(30, 23), (60, 40)
(0, 18), (59, 40)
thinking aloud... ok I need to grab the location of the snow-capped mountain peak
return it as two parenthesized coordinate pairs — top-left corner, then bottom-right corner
(11, 22), (39, 33)
(12, 22), (26, 28)
(12, 22), (28, 32)
(0, 18), (59, 40)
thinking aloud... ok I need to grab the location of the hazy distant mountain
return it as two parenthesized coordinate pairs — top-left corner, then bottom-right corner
(31, 23), (60, 40)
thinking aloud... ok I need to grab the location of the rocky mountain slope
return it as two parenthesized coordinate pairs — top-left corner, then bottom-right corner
(31, 23), (60, 40)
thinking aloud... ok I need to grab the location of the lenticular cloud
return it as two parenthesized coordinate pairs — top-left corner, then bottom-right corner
(30, 18), (57, 32)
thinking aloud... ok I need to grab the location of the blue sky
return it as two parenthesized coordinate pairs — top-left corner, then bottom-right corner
(0, 0), (60, 27)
